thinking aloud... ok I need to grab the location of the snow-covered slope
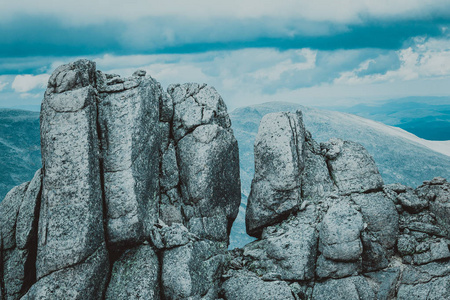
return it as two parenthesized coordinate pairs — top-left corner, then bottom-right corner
(336, 112), (450, 156)
(229, 102), (450, 248)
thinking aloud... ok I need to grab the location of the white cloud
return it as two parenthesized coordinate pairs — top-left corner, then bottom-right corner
(334, 36), (450, 85)
(0, 0), (448, 25)
(251, 49), (317, 81)
(2, 34), (450, 109)
(12, 74), (49, 93)
(0, 81), (7, 91)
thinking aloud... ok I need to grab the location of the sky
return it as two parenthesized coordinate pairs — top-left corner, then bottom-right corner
(0, 0), (450, 110)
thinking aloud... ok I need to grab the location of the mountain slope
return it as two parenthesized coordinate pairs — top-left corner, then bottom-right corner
(0, 109), (41, 200)
(229, 102), (450, 248)
(329, 96), (450, 141)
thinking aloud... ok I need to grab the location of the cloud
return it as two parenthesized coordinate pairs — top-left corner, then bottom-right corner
(1, 34), (449, 109)
(0, 80), (8, 91)
(0, 9), (448, 58)
(12, 74), (49, 93)
(334, 35), (450, 85)
(1, 0), (449, 25)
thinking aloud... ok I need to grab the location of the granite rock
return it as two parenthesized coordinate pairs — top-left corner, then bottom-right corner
(246, 112), (305, 237)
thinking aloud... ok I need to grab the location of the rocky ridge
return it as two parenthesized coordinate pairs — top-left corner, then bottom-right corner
(223, 112), (450, 300)
(1, 60), (450, 300)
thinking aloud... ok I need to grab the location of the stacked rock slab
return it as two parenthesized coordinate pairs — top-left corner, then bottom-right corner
(156, 83), (241, 299)
(223, 111), (450, 300)
(0, 60), (241, 300)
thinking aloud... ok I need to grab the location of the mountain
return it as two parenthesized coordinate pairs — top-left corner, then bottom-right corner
(328, 96), (450, 141)
(228, 102), (450, 248)
(0, 109), (41, 200)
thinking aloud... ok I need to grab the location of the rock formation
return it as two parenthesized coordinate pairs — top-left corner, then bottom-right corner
(223, 112), (450, 300)
(1, 61), (450, 300)
(0, 60), (241, 300)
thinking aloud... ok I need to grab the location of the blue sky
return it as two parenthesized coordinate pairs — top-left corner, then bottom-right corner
(0, 0), (449, 110)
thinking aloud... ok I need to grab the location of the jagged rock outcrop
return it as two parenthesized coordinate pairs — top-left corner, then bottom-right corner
(1, 61), (449, 300)
(0, 60), (241, 300)
(224, 111), (450, 300)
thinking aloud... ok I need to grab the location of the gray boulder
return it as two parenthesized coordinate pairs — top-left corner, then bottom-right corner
(319, 202), (364, 261)
(416, 178), (450, 237)
(315, 255), (361, 279)
(301, 132), (336, 200)
(97, 72), (162, 246)
(246, 112), (305, 237)
(312, 276), (375, 300)
(321, 138), (384, 194)
(221, 272), (295, 300)
(168, 83), (231, 142)
(105, 245), (159, 300)
(177, 124), (240, 242)
(37, 60), (108, 295)
(21, 245), (109, 300)
(162, 240), (227, 299)
(351, 192), (399, 271)
(365, 268), (401, 300)
(242, 207), (318, 281)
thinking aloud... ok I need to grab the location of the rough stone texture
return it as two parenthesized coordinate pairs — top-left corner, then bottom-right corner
(30, 60), (109, 299)
(319, 202), (364, 261)
(105, 245), (159, 300)
(301, 132), (336, 201)
(0, 169), (42, 300)
(365, 268), (401, 300)
(321, 138), (384, 194)
(242, 207), (318, 281)
(168, 83), (231, 142)
(312, 276), (375, 300)
(21, 245), (109, 300)
(162, 240), (227, 300)
(16, 169), (42, 250)
(98, 72), (161, 246)
(246, 112), (305, 237)
(233, 109), (450, 299)
(38, 61), (107, 282)
(0, 182), (29, 251)
(417, 177), (450, 237)
(221, 272), (295, 300)
(351, 192), (399, 271)
(315, 254), (360, 279)
(177, 124), (241, 242)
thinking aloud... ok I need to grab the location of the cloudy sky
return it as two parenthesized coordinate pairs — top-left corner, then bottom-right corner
(1, 0), (449, 110)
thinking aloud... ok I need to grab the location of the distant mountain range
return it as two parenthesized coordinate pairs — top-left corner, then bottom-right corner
(1, 103), (449, 249)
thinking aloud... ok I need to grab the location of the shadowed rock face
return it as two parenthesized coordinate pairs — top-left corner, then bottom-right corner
(0, 60), (241, 300)
(1, 60), (450, 300)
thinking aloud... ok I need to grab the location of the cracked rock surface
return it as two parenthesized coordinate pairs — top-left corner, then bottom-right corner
(224, 111), (450, 300)
(0, 60), (240, 300)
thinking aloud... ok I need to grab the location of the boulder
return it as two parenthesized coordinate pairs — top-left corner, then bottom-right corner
(37, 60), (108, 296)
(97, 73), (161, 246)
(319, 202), (364, 261)
(105, 245), (159, 300)
(221, 272), (295, 300)
(321, 138), (383, 194)
(246, 112), (305, 237)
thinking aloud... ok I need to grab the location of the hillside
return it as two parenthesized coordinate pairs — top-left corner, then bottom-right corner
(0, 109), (41, 200)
